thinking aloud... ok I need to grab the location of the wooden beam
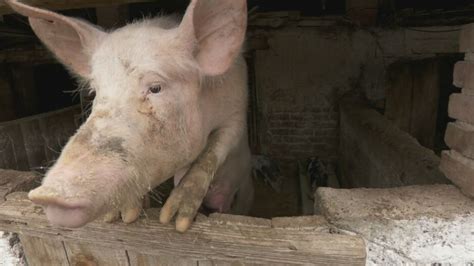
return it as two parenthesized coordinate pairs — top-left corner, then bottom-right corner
(0, 0), (156, 16)
(0, 192), (366, 265)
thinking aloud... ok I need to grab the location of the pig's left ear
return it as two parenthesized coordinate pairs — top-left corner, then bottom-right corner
(5, 0), (106, 78)
(179, 0), (247, 76)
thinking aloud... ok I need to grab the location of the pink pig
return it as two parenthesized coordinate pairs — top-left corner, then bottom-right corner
(6, 0), (253, 232)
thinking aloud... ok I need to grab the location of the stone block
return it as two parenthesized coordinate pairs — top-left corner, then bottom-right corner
(445, 122), (474, 159)
(448, 93), (474, 124)
(315, 185), (474, 264)
(453, 61), (474, 90)
(440, 150), (474, 198)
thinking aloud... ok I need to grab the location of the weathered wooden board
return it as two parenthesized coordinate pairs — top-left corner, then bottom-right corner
(19, 235), (69, 266)
(0, 192), (366, 265)
(385, 58), (446, 149)
(128, 252), (198, 266)
(0, 169), (39, 200)
(0, 0), (156, 15)
(385, 61), (413, 133)
(410, 60), (440, 149)
(0, 106), (80, 171)
(64, 240), (130, 266)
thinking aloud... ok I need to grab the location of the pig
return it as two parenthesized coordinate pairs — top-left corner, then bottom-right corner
(5, 0), (254, 232)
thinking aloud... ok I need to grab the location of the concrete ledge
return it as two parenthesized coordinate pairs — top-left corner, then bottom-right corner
(315, 185), (474, 264)
(339, 97), (448, 188)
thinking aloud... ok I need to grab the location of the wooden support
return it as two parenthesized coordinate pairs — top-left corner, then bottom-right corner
(0, 0), (155, 15)
(0, 192), (366, 265)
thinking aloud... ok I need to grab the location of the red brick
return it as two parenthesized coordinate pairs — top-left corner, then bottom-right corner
(440, 150), (474, 198)
(459, 23), (474, 53)
(453, 61), (474, 89)
(445, 122), (474, 159)
(448, 93), (474, 124)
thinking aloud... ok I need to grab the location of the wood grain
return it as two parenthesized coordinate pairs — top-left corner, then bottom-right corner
(0, 192), (366, 265)
(19, 235), (69, 266)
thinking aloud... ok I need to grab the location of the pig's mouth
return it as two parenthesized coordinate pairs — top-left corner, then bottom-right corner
(28, 187), (99, 228)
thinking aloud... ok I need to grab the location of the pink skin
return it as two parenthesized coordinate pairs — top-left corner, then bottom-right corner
(6, 0), (253, 230)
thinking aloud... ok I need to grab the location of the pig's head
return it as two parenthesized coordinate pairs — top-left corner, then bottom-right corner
(5, 0), (247, 227)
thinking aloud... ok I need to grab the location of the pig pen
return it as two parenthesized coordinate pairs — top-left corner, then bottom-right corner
(0, 87), (472, 265)
(0, 107), (365, 265)
(0, 5), (474, 266)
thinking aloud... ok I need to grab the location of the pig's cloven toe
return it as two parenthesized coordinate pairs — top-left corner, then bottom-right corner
(103, 211), (120, 223)
(121, 208), (141, 223)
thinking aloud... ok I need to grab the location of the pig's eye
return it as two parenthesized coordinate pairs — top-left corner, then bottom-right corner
(148, 84), (162, 94)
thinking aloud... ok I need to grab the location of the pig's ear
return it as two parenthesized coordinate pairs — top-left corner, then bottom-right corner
(5, 0), (106, 78)
(179, 0), (247, 76)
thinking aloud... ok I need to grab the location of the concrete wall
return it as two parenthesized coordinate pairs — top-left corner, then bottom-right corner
(338, 96), (449, 188)
(249, 19), (459, 167)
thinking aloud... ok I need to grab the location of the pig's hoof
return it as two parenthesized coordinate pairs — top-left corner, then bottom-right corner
(103, 211), (120, 223)
(159, 179), (208, 232)
(103, 203), (142, 224)
(121, 208), (141, 223)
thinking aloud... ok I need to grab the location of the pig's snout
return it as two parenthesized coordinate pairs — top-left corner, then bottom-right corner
(29, 186), (96, 228)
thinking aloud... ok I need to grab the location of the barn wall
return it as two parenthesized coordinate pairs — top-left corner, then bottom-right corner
(250, 23), (459, 168)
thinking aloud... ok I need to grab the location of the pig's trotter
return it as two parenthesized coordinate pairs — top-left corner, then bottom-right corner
(103, 197), (143, 224)
(160, 143), (218, 232)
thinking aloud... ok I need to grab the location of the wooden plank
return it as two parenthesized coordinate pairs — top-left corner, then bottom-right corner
(0, 106), (80, 171)
(19, 235), (69, 266)
(20, 119), (46, 170)
(64, 241), (130, 266)
(0, 169), (39, 201)
(0, 0), (156, 15)
(385, 62), (413, 133)
(0, 123), (29, 171)
(128, 252), (197, 266)
(0, 193), (366, 265)
(410, 59), (440, 149)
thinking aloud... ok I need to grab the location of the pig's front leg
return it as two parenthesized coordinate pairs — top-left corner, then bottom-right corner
(159, 129), (235, 232)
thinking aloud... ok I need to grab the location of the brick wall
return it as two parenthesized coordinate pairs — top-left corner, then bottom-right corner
(264, 109), (338, 162)
(249, 22), (459, 169)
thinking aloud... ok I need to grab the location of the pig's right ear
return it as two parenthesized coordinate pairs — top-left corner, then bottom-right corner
(179, 0), (247, 76)
(5, 0), (106, 78)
